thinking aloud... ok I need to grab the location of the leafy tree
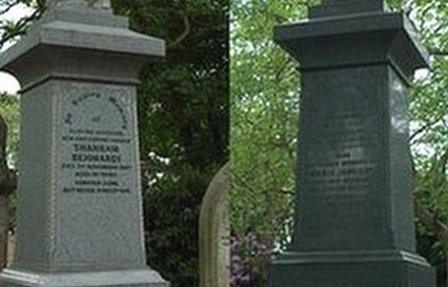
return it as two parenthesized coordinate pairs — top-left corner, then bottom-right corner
(230, 2), (304, 286)
(112, 2), (228, 285)
(0, 93), (18, 229)
(0, 0), (44, 47)
(408, 1), (448, 284)
(0, 93), (19, 167)
(230, 0), (303, 251)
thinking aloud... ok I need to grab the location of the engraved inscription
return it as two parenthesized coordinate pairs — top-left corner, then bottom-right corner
(298, 68), (385, 249)
(60, 92), (133, 195)
(303, 101), (379, 231)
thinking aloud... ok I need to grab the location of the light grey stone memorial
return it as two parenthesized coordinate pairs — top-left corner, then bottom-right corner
(199, 163), (230, 287)
(271, 0), (436, 286)
(0, 0), (169, 286)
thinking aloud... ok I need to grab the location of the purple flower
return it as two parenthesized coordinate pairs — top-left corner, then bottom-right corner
(230, 234), (273, 286)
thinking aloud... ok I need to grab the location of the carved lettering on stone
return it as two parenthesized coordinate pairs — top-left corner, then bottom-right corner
(60, 89), (134, 196)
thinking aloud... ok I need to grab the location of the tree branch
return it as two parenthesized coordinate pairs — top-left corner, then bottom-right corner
(410, 115), (445, 144)
(414, 197), (448, 244)
(0, 1), (44, 49)
(167, 10), (190, 49)
(428, 48), (448, 57)
(411, 149), (448, 245)
(0, 0), (21, 15)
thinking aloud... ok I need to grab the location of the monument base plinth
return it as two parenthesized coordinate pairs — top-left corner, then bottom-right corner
(0, 268), (169, 287)
(269, 250), (436, 287)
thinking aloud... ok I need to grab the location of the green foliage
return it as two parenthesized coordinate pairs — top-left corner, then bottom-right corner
(112, 1), (229, 286)
(0, 93), (19, 167)
(0, 93), (19, 232)
(0, 0), (45, 48)
(408, 0), (448, 279)
(230, 0), (304, 252)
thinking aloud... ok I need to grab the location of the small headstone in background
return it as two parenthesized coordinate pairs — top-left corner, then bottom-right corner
(199, 163), (230, 287)
(6, 231), (15, 268)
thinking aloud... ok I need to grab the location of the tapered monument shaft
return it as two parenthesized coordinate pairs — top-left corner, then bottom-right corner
(0, 1), (168, 286)
(269, 0), (436, 286)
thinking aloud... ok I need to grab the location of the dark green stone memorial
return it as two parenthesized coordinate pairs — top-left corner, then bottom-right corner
(270, 0), (436, 286)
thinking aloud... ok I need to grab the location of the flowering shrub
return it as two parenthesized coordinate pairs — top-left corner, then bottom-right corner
(230, 234), (272, 287)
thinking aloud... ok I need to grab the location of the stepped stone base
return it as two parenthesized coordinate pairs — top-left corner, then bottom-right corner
(0, 268), (169, 287)
(269, 250), (436, 287)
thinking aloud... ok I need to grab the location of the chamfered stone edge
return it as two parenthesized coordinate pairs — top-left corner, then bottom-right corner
(273, 11), (429, 76)
(0, 6), (165, 84)
(0, 268), (169, 287)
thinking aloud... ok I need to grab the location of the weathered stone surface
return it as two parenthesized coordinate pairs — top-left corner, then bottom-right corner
(270, 1), (436, 286)
(47, 0), (111, 10)
(10, 81), (147, 272)
(55, 82), (144, 269)
(0, 1), (168, 286)
(199, 163), (230, 287)
(0, 3), (164, 90)
(0, 268), (167, 287)
(6, 232), (15, 267)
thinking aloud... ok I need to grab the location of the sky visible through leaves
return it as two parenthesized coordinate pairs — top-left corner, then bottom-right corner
(0, 2), (32, 94)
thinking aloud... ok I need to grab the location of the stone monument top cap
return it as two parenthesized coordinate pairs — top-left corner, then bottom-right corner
(0, 0), (166, 90)
(310, 0), (386, 18)
(47, 0), (112, 12)
(0, 0), (165, 87)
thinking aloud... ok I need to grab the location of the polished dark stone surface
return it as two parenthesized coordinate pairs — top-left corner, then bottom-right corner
(310, 0), (385, 18)
(270, 1), (435, 286)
